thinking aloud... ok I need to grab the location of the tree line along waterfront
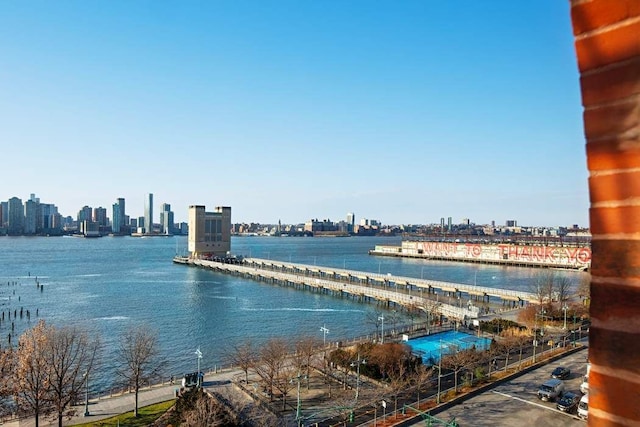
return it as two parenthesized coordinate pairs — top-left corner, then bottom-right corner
(0, 235), (588, 424)
(0, 310), (589, 426)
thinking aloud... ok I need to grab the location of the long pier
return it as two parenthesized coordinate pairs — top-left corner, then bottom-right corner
(174, 257), (536, 320)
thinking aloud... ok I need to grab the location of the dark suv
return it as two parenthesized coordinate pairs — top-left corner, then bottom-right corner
(556, 391), (580, 413)
(551, 366), (571, 379)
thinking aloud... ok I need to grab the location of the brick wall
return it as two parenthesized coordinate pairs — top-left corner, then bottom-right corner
(570, 1), (640, 426)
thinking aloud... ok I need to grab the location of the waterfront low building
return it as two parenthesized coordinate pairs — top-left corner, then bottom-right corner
(371, 240), (592, 270)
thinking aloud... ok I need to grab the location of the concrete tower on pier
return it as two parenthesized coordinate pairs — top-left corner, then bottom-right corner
(188, 205), (231, 258)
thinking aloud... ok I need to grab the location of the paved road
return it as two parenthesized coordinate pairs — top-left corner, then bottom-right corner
(409, 348), (589, 427)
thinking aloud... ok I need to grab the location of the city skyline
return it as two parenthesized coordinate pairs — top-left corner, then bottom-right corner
(0, 1), (588, 227)
(0, 191), (586, 231)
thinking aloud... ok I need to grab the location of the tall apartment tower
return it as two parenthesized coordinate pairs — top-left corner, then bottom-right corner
(144, 193), (153, 234)
(24, 199), (37, 235)
(160, 203), (174, 235)
(188, 205), (231, 258)
(0, 201), (7, 227)
(93, 207), (108, 226)
(7, 197), (24, 235)
(112, 198), (126, 234)
(346, 212), (355, 233)
(447, 217), (453, 232)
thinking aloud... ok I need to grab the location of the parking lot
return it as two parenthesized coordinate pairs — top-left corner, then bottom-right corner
(422, 348), (589, 427)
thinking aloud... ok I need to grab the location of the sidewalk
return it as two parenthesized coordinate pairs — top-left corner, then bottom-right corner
(2, 370), (241, 427)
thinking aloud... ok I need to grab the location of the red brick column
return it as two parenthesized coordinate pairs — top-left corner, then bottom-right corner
(570, 1), (640, 426)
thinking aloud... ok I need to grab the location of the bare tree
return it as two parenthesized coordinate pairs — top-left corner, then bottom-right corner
(405, 303), (422, 331)
(440, 347), (480, 393)
(273, 364), (297, 411)
(253, 338), (288, 401)
(388, 310), (402, 336)
(0, 347), (16, 418)
(368, 342), (412, 381)
(530, 271), (556, 310)
(328, 348), (352, 390)
(365, 310), (384, 341)
(181, 389), (234, 427)
(577, 272), (591, 304)
(14, 320), (52, 427)
(322, 360), (337, 399)
(498, 336), (523, 374)
(226, 340), (256, 384)
(420, 299), (442, 333)
(117, 325), (165, 417)
(46, 325), (100, 427)
(294, 336), (320, 391)
(555, 276), (572, 305)
(386, 361), (409, 418)
(411, 364), (435, 404)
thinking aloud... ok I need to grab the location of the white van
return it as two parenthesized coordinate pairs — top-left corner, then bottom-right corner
(580, 375), (589, 394)
(578, 394), (588, 419)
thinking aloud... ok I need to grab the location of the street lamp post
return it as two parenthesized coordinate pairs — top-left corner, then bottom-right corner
(562, 304), (568, 330)
(320, 324), (329, 347)
(195, 347), (203, 388)
(351, 353), (366, 403)
(436, 340), (443, 404)
(83, 370), (90, 417)
(378, 315), (385, 344)
(292, 370), (306, 425)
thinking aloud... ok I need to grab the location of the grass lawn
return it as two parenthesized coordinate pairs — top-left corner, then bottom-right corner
(70, 399), (175, 427)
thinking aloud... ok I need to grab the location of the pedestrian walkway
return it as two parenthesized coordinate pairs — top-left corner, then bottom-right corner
(2, 370), (242, 427)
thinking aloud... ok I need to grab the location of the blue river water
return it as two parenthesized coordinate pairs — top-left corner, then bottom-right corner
(0, 235), (585, 393)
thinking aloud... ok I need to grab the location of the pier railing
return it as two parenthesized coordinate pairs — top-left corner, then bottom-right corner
(188, 258), (480, 320)
(241, 257), (535, 303)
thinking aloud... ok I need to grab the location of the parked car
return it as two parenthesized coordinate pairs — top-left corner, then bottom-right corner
(578, 394), (589, 419)
(556, 391), (580, 413)
(538, 378), (565, 402)
(580, 374), (589, 394)
(551, 366), (571, 379)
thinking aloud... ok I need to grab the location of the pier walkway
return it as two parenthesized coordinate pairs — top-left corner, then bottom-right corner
(174, 257), (536, 320)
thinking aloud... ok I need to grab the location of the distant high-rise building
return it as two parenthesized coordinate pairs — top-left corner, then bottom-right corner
(24, 199), (37, 235)
(93, 207), (108, 227)
(112, 198), (126, 234)
(1, 201), (7, 227)
(506, 220), (517, 227)
(160, 203), (174, 235)
(447, 217), (452, 232)
(188, 205), (231, 258)
(440, 217), (445, 230)
(144, 193), (153, 234)
(8, 197), (24, 235)
(347, 212), (355, 233)
(77, 206), (92, 224)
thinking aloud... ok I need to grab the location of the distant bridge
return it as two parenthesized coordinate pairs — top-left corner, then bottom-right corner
(174, 257), (536, 320)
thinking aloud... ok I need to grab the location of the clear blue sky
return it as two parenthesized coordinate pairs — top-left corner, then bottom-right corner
(0, 1), (588, 227)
